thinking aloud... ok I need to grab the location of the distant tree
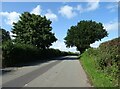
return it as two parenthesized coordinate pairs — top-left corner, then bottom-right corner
(64, 20), (108, 54)
(0, 28), (11, 43)
(12, 12), (57, 49)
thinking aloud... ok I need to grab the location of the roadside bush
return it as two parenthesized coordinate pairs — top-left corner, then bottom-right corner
(2, 41), (14, 67)
(82, 37), (120, 86)
(80, 49), (116, 87)
(2, 42), (74, 67)
(2, 42), (39, 67)
(98, 38), (119, 85)
(41, 48), (62, 59)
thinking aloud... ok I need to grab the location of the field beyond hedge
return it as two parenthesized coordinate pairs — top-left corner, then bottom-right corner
(80, 37), (119, 87)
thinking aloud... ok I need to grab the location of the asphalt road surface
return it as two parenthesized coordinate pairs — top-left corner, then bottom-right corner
(2, 56), (91, 87)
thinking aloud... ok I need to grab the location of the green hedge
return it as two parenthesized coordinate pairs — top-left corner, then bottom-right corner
(2, 41), (76, 67)
(80, 37), (119, 87)
(2, 41), (39, 67)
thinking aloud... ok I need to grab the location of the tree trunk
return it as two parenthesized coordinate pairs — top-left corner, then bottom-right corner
(77, 47), (86, 54)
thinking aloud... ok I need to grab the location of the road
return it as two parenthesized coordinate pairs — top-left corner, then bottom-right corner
(2, 56), (91, 87)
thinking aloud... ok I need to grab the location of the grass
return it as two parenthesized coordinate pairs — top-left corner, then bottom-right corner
(80, 52), (118, 88)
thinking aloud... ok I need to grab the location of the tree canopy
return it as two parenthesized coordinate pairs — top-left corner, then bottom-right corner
(12, 12), (57, 49)
(64, 20), (108, 53)
(0, 28), (11, 43)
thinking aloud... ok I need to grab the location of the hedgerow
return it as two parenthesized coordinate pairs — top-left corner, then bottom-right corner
(82, 37), (120, 86)
(2, 41), (78, 67)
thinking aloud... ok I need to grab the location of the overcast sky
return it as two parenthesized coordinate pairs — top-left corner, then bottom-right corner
(0, 1), (118, 52)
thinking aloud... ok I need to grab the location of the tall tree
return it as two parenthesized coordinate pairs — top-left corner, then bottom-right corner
(64, 20), (108, 53)
(12, 12), (57, 49)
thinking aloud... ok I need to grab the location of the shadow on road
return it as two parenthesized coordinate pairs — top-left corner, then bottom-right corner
(60, 56), (79, 60)
(2, 55), (79, 75)
(2, 59), (50, 75)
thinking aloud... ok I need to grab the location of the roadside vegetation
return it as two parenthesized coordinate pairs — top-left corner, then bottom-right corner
(1, 10), (119, 88)
(80, 37), (119, 87)
(64, 19), (119, 87)
(1, 12), (78, 67)
(64, 20), (108, 54)
(2, 40), (76, 67)
(0, 29), (1, 48)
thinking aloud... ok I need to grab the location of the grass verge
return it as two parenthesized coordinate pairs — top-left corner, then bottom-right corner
(80, 52), (118, 87)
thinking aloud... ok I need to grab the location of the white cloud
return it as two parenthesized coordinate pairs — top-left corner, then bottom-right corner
(60, 1), (100, 18)
(31, 5), (41, 15)
(50, 40), (78, 52)
(75, 0), (100, 13)
(86, 1), (99, 11)
(0, 5), (58, 26)
(75, 5), (84, 13)
(58, 5), (77, 19)
(104, 21), (118, 31)
(9, 31), (16, 39)
(90, 41), (101, 48)
(45, 10), (58, 21)
(0, 12), (20, 25)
